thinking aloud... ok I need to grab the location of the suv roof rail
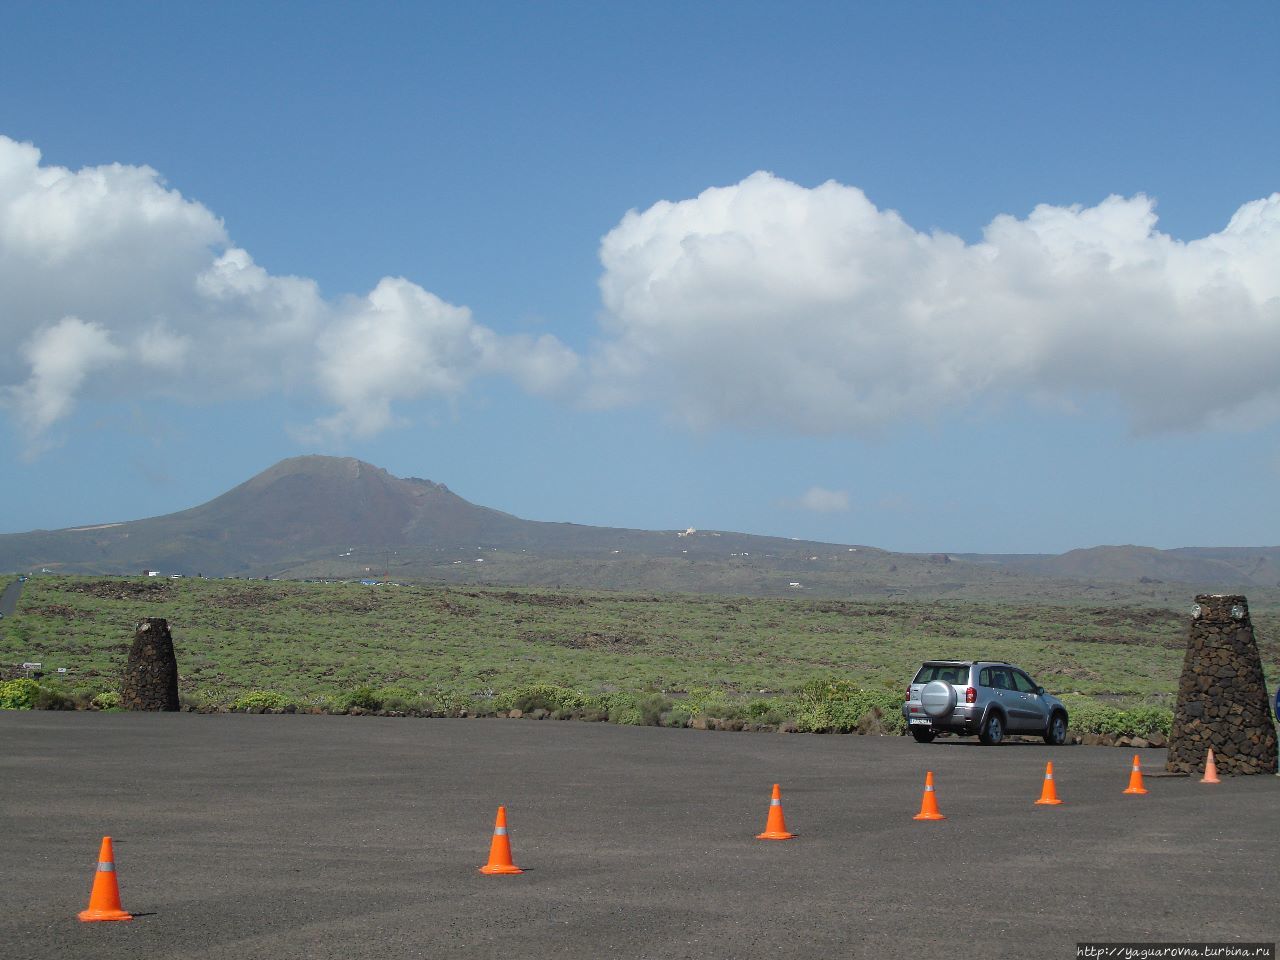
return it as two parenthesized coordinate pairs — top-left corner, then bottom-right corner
(923, 659), (1014, 667)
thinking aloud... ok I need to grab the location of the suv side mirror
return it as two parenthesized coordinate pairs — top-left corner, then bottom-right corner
(1036, 686), (1045, 695)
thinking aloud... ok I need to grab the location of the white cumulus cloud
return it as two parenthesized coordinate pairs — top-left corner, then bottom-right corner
(6, 138), (1278, 454)
(7, 317), (123, 448)
(785, 486), (850, 513)
(0, 135), (575, 450)
(590, 171), (1280, 433)
(309, 278), (580, 440)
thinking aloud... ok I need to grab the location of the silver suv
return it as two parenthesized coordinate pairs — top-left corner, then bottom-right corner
(902, 660), (1068, 746)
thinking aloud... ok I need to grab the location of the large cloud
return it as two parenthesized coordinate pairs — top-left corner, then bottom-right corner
(311, 278), (578, 439)
(591, 172), (1280, 433)
(0, 136), (575, 449)
(5, 137), (1277, 452)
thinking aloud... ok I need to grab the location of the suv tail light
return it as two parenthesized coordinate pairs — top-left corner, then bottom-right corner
(965, 686), (977, 704)
(904, 687), (910, 702)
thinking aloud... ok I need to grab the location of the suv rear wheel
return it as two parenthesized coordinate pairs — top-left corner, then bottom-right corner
(979, 710), (1005, 746)
(911, 729), (937, 743)
(1043, 711), (1068, 746)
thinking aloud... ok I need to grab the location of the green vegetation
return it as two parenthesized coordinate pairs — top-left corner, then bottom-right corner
(230, 689), (293, 712)
(91, 691), (121, 711)
(790, 679), (905, 733)
(1059, 698), (1174, 738)
(0, 676), (79, 710)
(0, 678), (41, 710)
(3, 575), (1276, 739)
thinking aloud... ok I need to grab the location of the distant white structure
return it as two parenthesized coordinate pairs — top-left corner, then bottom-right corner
(789, 582), (803, 589)
(677, 527), (697, 537)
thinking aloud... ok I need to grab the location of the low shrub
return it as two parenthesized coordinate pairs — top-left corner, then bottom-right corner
(375, 686), (421, 712)
(499, 683), (585, 715)
(34, 685), (74, 710)
(92, 691), (122, 711)
(746, 698), (790, 726)
(788, 678), (904, 734)
(178, 692), (204, 712)
(712, 700), (748, 721)
(421, 689), (470, 715)
(0, 678), (41, 710)
(231, 690), (292, 711)
(589, 692), (622, 714)
(683, 687), (746, 723)
(1116, 706), (1173, 737)
(1061, 698), (1172, 738)
(660, 709), (691, 728)
(339, 686), (383, 712)
(634, 692), (671, 726)
(608, 704), (645, 726)
(590, 691), (666, 726)
(879, 707), (906, 735)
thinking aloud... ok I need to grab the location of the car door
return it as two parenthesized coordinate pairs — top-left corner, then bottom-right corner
(985, 666), (1017, 728)
(1009, 669), (1049, 732)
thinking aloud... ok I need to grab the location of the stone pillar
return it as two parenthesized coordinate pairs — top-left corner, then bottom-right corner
(120, 618), (180, 711)
(1166, 595), (1277, 775)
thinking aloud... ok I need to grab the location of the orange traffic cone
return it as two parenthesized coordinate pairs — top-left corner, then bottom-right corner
(913, 771), (946, 820)
(1200, 748), (1221, 784)
(755, 783), (796, 840)
(78, 836), (132, 922)
(1122, 754), (1148, 795)
(479, 806), (523, 875)
(1034, 761), (1063, 805)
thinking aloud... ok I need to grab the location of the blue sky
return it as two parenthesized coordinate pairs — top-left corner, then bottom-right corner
(1, 1), (1277, 553)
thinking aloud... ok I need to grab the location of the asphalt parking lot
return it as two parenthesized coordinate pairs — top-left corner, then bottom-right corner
(2, 712), (1277, 959)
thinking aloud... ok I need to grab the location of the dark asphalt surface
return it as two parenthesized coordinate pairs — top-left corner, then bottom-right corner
(1, 713), (1277, 960)
(0, 576), (22, 617)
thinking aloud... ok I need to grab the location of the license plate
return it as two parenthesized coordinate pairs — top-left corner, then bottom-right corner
(909, 717), (932, 726)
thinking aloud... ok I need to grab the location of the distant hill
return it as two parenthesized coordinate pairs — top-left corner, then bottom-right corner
(0, 455), (881, 577)
(954, 545), (1280, 589)
(1, 455), (1277, 603)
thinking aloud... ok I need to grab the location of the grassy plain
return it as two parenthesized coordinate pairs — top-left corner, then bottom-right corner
(4, 576), (1276, 716)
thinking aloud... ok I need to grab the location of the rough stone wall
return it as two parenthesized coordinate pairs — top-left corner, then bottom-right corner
(120, 618), (180, 711)
(1166, 595), (1277, 775)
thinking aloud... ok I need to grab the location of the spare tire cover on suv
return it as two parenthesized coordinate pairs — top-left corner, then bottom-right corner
(920, 680), (958, 718)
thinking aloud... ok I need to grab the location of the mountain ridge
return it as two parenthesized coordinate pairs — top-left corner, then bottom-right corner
(1, 455), (1276, 600)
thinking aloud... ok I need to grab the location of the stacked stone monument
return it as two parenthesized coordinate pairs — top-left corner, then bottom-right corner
(1166, 595), (1277, 775)
(120, 617), (180, 711)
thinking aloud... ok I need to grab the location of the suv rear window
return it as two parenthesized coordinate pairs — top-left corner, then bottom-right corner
(913, 665), (969, 685)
